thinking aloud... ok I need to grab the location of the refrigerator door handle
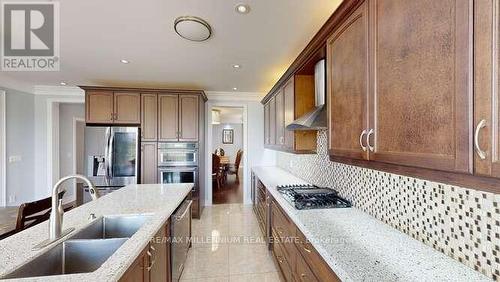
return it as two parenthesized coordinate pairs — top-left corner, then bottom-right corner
(104, 127), (111, 185)
(109, 128), (115, 178)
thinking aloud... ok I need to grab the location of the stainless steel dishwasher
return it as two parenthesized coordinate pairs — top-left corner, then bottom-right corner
(171, 199), (192, 282)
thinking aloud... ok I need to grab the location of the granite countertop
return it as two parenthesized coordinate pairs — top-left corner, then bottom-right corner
(252, 166), (491, 282)
(0, 183), (193, 281)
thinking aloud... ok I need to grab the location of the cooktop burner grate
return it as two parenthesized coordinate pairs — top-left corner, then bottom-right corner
(277, 184), (351, 210)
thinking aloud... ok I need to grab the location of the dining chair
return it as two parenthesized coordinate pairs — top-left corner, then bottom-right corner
(15, 191), (67, 233)
(212, 154), (223, 190)
(228, 150), (243, 178)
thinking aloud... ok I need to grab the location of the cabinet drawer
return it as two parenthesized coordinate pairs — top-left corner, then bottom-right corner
(272, 235), (293, 282)
(296, 253), (319, 282)
(271, 201), (297, 269)
(295, 229), (340, 282)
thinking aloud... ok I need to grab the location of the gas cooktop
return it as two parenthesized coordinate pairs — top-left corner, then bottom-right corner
(277, 184), (351, 210)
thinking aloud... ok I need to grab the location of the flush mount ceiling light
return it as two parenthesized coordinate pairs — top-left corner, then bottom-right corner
(235, 4), (250, 14)
(233, 87), (238, 91)
(59, 82), (67, 86)
(174, 16), (212, 42)
(120, 59), (130, 64)
(233, 64), (241, 69)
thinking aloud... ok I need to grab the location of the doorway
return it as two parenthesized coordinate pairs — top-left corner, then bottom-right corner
(210, 106), (245, 204)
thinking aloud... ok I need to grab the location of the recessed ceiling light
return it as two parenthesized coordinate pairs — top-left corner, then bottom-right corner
(235, 4), (250, 14)
(233, 64), (241, 69)
(233, 87), (238, 91)
(59, 82), (67, 86)
(174, 16), (212, 42)
(120, 59), (129, 64)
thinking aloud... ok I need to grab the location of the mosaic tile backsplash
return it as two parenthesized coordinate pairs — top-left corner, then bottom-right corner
(276, 131), (500, 280)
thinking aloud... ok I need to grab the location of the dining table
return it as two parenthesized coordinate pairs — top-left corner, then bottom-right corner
(219, 155), (230, 165)
(0, 206), (19, 238)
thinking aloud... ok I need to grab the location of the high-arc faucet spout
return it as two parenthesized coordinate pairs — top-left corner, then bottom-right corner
(49, 174), (98, 240)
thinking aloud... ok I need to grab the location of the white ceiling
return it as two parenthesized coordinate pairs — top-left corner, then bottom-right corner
(1, 0), (342, 93)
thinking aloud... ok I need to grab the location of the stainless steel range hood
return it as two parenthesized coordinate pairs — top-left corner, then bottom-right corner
(286, 59), (327, 131)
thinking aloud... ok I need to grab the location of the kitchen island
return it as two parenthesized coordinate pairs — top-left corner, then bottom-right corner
(0, 183), (193, 281)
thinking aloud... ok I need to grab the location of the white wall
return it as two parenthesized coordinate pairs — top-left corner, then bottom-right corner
(33, 88), (84, 200)
(205, 92), (276, 205)
(0, 90), (5, 206)
(0, 87), (35, 205)
(212, 123), (243, 163)
(58, 104), (85, 202)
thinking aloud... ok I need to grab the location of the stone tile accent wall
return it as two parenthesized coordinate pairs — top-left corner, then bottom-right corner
(276, 131), (500, 280)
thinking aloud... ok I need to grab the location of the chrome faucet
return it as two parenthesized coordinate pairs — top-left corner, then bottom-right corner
(49, 175), (98, 239)
(33, 175), (98, 250)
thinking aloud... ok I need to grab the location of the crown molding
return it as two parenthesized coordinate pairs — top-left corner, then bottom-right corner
(206, 91), (264, 102)
(0, 74), (35, 94)
(33, 85), (84, 96)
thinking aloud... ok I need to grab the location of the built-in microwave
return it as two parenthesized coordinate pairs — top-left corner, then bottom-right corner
(158, 142), (198, 167)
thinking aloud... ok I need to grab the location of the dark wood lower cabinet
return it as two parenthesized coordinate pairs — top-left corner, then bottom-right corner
(253, 179), (340, 282)
(119, 221), (171, 282)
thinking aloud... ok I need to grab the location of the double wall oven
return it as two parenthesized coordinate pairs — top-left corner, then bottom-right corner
(158, 143), (198, 189)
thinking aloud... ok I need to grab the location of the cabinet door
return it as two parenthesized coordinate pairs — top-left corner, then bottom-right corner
(114, 92), (141, 124)
(474, 0), (500, 178)
(141, 94), (158, 141)
(264, 102), (270, 145)
(141, 142), (157, 184)
(369, 0), (472, 173)
(283, 78), (295, 150)
(158, 94), (179, 141)
(327, 1), (369, 160)
(275, 89), (285, 147)
(150, 224), (168, 282)
(179, 95), (199, 141)
(269, 97), (276, 145)
(86, 91), (114, 124)
(119, 248), (149, 282)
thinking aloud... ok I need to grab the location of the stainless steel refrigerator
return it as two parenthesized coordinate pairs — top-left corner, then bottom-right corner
(83, 126), (139, 203)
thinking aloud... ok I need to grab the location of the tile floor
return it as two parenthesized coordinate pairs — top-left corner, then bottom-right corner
(180, 204), (280, 282)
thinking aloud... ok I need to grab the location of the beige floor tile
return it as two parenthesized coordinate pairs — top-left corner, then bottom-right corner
(228, 244), (277, 275)
(229, 272), (280, 282)
(180, 245), (229, 279)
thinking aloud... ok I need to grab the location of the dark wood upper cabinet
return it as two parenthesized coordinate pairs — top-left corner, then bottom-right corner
(141, 94), (158, 141)
(283, 78), (295, 150)
(474, 0), (500, 178)
(158, 94), (179, 142)
(368, 0), (473, 173)
(264, 102), (271, 145)
(179, 95), (199, 142)
(86, 91), (114, 124)
(269, 97), (276, 145)
(86, 91), (140, 125)
(114, 92), (141, 124)
(275, 89), (285, 146)
(327, 0), (369, 161)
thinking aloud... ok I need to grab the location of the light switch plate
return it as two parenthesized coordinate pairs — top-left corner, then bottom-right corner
(8, 155), (22, 163)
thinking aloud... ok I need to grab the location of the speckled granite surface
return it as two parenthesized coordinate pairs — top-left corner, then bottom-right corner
(0, 184), (192, 281)
(252, 166), (491, 282)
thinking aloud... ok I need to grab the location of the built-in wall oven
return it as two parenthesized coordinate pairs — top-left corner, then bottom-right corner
(158, 143), (199, 190)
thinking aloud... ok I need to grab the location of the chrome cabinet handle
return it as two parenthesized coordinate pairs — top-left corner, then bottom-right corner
(474, 119), (487, 160)
(146, 250), (153, 271)
(359, 130), (368, 151)
(367, 129), (374, 152)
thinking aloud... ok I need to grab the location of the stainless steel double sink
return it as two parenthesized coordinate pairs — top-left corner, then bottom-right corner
(3, 214), (152, 279)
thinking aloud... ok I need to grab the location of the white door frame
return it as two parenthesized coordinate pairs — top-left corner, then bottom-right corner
(0, 90), (6, 207)
(72, 117), (85, 203)
(46, 97), (84, 196)
(206, 102), (249, 206)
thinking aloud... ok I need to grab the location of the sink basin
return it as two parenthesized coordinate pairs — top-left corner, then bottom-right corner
(3, 238), (127, 278)
(71, 214), (152, 239)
